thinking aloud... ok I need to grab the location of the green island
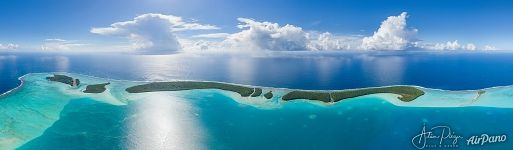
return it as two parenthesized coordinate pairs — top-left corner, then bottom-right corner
(478, 90), (486, 95)
(83, 83), (110, 93)
(251, 88), (262, 97)
(125, 82), (424, 102)
(125, 81), (256, 97)
(282, 91), (331, 102)
(45, 75), (425, 103)
(264, 91), (273, 99)
(282, 86), (425, 102)
(46, 74), (80, 87)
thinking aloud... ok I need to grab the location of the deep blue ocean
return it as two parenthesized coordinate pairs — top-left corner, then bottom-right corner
(2, 51), (513, 149)
(3, 51), (513, 93)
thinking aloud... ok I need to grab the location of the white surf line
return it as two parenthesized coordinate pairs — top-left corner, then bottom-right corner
(0, 74), (29, 98)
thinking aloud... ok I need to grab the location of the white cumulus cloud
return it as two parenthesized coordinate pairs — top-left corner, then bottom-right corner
(0, 43), (18, 50)
(41, 39), (86, 51)
(91, 13), (218, 53)
(192, 18), (359, 51)
(419, 40), (477, 50)
(483, 45), (498, 50)
(465, 43), (477, 50)
(179, 39), (220, 51)
(361, 12), (418, 50)
(224, 18), (310, 51)
(87, 12), (497, 53)
(307, 32), (360, 50)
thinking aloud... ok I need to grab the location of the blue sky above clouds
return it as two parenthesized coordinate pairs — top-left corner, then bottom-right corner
(0, 0), (511, 52)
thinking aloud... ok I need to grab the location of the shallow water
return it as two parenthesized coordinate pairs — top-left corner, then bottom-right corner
(1, 73), (513, 149)
(3, 51), (513, 149)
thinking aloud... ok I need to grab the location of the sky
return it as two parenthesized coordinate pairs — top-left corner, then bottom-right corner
(0, 0), (511, 52)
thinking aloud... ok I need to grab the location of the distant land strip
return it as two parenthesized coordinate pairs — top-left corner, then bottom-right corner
(46, 75), (425, 102)
(282, 86), (425, 102)
(125, 81), (255, 97)
(83, 83), (110, 93)
(125, 82), (424, 102)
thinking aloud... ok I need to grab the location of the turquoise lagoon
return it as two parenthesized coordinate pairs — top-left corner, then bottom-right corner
(1, 73), (513, 149)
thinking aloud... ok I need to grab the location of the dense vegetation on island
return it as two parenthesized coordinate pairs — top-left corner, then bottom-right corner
(251, 88), (262, 97)
(126, 82), (424, 102)
(83, 83), (110, 93)
(47, 74), (109, 93)
(264, 91), (273, 99)
(282, 86), (425, 102)
(125, 81), (256, 97)
(478, 90), (486, 95)
(331, 86), (425, 102)
(46, 75), (424, 102)
(282, 91), (332, 102)
(46, 74), (80, 86)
